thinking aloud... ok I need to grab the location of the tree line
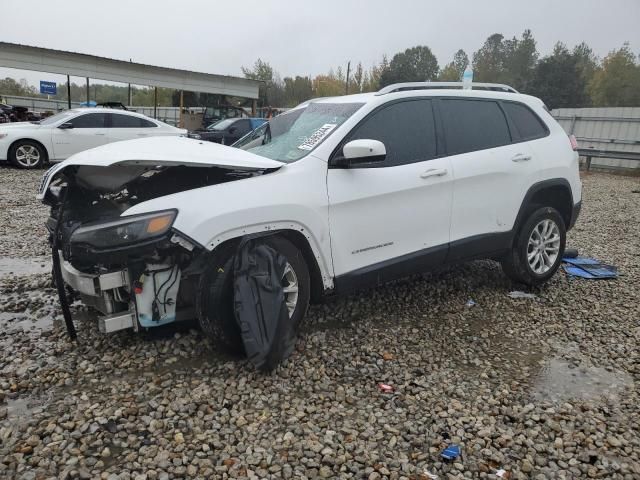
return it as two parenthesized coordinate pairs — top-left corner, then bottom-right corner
(243, 30), (640, 109)
(2, 31), (639, 110)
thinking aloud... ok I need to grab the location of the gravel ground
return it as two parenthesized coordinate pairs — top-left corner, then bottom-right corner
(0, 166), (639, 480)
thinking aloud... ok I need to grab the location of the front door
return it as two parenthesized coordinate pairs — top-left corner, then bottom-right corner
(51, 112), (109, 160)
(327, 98), (453, 283)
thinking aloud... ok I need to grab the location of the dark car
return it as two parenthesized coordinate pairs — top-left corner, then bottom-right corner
(201, 105), (247, 128)
(188, 118), (267, 145)
(0, 104), (11, 123)
(97, 102), (128, 110)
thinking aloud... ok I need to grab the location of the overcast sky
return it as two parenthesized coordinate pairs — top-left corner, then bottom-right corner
(1, 0), (639, 88)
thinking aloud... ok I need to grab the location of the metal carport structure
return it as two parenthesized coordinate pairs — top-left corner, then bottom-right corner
(0, 41), (260, 120)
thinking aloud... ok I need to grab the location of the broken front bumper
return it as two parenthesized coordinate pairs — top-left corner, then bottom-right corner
(58, 252), (137, 333)
(57, 251), (186, 334)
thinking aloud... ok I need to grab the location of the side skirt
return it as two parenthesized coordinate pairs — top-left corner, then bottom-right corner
(332, 231), (513, 295)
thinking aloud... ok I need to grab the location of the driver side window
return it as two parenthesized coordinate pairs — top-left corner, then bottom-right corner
(347, 99), (437, 167)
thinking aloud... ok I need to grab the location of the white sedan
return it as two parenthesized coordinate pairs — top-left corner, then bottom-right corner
(0, 108), (186, 169)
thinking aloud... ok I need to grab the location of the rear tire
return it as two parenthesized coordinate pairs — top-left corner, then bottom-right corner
(501, 206), (566, 286)
(9, 140), (46, 169)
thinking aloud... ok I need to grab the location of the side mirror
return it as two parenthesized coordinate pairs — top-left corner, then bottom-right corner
(339, 139), (386, 166)
(58, 122), (74, 130)
(228, 127), (237, 134)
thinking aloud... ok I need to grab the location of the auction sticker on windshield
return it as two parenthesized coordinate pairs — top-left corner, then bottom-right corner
(297, 123), (337, 151)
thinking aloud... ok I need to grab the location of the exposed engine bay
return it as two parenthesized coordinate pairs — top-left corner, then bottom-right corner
(42, 162), (276, 334)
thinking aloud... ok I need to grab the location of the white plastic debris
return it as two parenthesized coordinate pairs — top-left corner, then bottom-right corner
(466, 299), (477, 307)
(507, 291), (537, 299)
(423, 469), (439, 479)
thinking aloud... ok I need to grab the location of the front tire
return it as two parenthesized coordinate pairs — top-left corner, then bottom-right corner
(252, 236), (310, 371)
(197, 235), (310, 369)
(9, 140), (46, 169)
(501, 207), (566, 286)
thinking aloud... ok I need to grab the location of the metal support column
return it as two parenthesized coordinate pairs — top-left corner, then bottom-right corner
(128, 83), (132, 106)
(345, 61), (351, 95)
(66, 75), (71, 109)
(179, 90), (184, 128)
(569, 115), (577, 134)
(252, 99), (257, 116)
(86, 77), (90, 103)
(153, 87), (158, 119)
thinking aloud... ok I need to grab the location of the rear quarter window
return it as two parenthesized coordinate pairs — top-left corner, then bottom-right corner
(110, 114), (151, 128)
(140, 118), (158, 128)
(502, 102), (548, 141)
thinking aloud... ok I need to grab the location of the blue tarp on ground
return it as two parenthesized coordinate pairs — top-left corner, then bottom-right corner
(562, 256), (618, 279)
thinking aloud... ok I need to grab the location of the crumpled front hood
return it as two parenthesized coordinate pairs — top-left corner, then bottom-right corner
(37, 136), (283, 200)
(54, 136), (282, 168)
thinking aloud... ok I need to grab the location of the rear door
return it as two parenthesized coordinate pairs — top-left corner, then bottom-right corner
(107, 113), (160, 143)
(438, 98), (540, 257)
(327, 98), (453, 279)
(51, 112), (109, 159)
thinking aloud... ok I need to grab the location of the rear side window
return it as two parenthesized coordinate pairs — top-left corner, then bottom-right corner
(347, 99), (436, 166)
(440, 99), (511, 155)
(110, 114), (155, 128)
(502, 102), (548, 141)
(139, 118), (157, 128)
(69, 113), (107, 128)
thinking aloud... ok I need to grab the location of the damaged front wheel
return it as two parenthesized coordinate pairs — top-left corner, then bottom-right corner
(197, 236), (310, 370)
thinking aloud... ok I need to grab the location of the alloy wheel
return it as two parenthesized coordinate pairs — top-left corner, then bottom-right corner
(527, 219), (561, 274)
(15, 145), (41, 168)
(282, 262), (299, 317)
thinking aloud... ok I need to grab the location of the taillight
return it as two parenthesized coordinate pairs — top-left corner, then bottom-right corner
(569, 134), (578, 151)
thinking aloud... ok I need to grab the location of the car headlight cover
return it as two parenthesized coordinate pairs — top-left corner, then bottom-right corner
(70, 210), (177, 249)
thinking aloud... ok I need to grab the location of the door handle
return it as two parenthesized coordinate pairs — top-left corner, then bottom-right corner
(137, 133), (149, 137)
(511, 153), (532, 162)
(94, 133), (106, 136)
(420, 168), (448, 179)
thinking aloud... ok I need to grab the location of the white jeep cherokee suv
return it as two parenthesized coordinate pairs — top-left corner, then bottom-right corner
(39, 82), (582, 370)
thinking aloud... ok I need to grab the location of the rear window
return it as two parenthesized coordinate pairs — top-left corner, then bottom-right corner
(502, 102), (548, 141)
(440, 99), (511, 155)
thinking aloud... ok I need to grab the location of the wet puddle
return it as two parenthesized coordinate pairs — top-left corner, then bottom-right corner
(0, 311), (55, 332)
(0, 256), (51, 278)
(5, 393), (51, 424)
(531, 358), (632, 403)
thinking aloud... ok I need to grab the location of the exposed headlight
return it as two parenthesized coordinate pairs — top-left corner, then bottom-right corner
(70, 210), (177, 249)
